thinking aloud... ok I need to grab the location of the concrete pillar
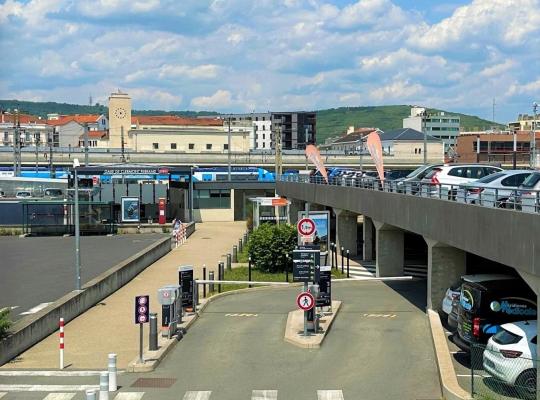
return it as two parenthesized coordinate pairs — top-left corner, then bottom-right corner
(334, 208), (358, 256)
(363, 216), (374, 261)
(425, 238), (466, 311)
(374, 221), (404, 277)
(288, 199), (304, 225)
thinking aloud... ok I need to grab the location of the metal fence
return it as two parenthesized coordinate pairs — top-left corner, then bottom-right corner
(22, 201), (115, 235)
(279, 174), (540, 214)
(470, 343), (537, 400)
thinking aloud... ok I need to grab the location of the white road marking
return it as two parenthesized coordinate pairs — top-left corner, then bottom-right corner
(0, 393), (6, 399)
(450, 351), (466, 354)
(0, 385), (99, 392)
(457, 374), (492, 378)
(113, 393), (145, 400)
(252, 390), (278, 399)
(19, 302), (53, 315)
(225, 313), (258, 317)
(317, 390), (344, 400)
(0, 370), (123, 377)
(183, 391), (212, 400)
(43, 394), (76, 400)
(362, 313), (396, 318)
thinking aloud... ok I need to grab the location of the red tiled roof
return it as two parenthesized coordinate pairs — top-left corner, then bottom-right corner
(1, 113), (44, 124)
(131, 115), (222, 127)
(79, 130), (108, 139)
(47, 114), (101, 126)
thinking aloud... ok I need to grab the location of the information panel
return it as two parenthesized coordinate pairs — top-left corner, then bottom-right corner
(292, 246), (320, 283)
(315, 266), (332, 307)
(178, 266), (194, 308)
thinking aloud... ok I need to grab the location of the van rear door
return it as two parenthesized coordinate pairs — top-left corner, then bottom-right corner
(457, 282), (482, 344)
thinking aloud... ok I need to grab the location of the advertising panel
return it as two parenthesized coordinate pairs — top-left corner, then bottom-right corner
(297, 211), (329, 253)
(121, 197), (140, 222)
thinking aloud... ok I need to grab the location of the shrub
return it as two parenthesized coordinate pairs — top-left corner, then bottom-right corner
(248, 223), (296, 273)
(0, 308), (11, 338)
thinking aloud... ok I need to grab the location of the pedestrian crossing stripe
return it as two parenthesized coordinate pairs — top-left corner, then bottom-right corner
(317, 390), (344, 400)
(225, 313), (258, 317)
(252, 390), (278, 399)
(183, 391), (212, 400)
(362, 313), (397, 318)
(43, 394), (76, 400)
(0, 385), (99, 392)
(0, 393), (6, 399)
(113, 393), (145, 400)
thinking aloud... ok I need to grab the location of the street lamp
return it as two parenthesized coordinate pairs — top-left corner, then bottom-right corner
(533, 102), (538, 169)
(189, 165), (198, 222)
(73, 158), (81, 291)
(420, 109), (428, 165)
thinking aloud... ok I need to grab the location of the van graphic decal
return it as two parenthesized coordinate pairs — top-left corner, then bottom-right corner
(460, 289), (474, 311)
(491, 297), (537, 316)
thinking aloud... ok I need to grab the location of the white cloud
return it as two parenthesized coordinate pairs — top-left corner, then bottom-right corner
(334, 0), (411, 28)
(370, 80), (424, 101)
(191, 90), (233, 109)
(480, 60), (516, 78)
(159, 64), (220, 80)
(129, 88), (182, 110)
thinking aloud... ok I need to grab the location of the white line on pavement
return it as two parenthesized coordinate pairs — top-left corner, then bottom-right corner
(457, 374), (492, 378)
(113, 393), (145, 400)
(317, 390), (344, 400)
(252, 390), (278, 399)
(0, 371), (124, 377)
(183, 391), (212, 400)
(19, 302), (53, 315)
(43, 394), (76, 400)
(450, 351), (466, 354)
(0, 393), (6, 399)
(0, 385), (99, 392)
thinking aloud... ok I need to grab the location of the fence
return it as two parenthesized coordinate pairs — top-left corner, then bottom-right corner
(470, 343), (537, 400)
(280, 174), (540, 214)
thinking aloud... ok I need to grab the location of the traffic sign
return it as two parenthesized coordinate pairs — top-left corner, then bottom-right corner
(135, 295), (150, 324)
(292, 248), (320, 283)
(296, 291), (315, 311)
(297, 218), (316, 236)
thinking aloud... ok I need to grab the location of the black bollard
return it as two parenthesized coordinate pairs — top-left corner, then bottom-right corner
(149, 313), (158, 351)
(209, 271), (215, 293)
(218, 262), (224, 293)
(347, 250), (350, 278)
(233, 245), (238, 263)
(227, 254), (232, 271)
(330, 243), (334, 269)
(285, 255), (289, 282)
(248, 256), (252, 288)
(341, 247), (344, 273)
(202, 266), (207, 298)
(334, 244), (338, 270)
(239, 238), (243, 253)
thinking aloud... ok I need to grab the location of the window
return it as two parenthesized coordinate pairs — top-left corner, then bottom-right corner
(206, 144), (212, 150)
(193, 189), (231, 209)
(448, 167), (463, 177)
(224, 144), (229, 150)
(170, 143), (177, 150)
(189, 143), (195, 150)
(262, 142), (265, 148)
(431, 127), (440, 131)
(262, 125), (266, 130)
(501, 173), (530, 187)
(152, 143), (159, 150)
(263, 134), (265, 140)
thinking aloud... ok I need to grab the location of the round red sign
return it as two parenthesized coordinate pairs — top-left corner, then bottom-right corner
(297, 218), (316, 236)
(296, 291), (315, 311)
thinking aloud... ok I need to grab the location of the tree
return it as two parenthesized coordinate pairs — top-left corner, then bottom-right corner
(248, 223), (296, 273)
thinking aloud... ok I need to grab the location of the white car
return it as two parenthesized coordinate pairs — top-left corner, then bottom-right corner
(456, 170), (532, 206)
(15, 190), (32, 199)
(483, 320), (537, 399)
(441, 279), (461, 316)
(420, 164), (502, 197)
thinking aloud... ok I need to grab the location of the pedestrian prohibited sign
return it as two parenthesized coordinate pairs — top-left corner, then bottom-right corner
(297, 291), (315, 311)
(297, 218), (316, 236)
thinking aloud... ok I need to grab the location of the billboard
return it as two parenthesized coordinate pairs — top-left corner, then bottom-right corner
(297, 211), (329, 253)
(121, 197), (140, 222)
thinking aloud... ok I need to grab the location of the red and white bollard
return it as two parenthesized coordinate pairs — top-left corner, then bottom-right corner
(59, 317), (65, 369)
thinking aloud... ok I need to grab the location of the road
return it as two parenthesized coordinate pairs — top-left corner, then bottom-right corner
(0, 280), (442, 399)
(0, 234), (166, 320)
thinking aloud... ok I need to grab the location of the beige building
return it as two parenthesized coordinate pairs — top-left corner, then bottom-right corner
(380, 128), (445, 162)
(108, 91), (132, 148)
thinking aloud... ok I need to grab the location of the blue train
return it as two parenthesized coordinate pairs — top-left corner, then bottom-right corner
(0, 166), (69, 179)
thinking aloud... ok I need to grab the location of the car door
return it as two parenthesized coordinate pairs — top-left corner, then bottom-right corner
(499, 173), (531, 199)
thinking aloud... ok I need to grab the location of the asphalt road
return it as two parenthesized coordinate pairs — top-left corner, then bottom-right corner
(120, 280), (441, 400)
(0, 234), (167, 320)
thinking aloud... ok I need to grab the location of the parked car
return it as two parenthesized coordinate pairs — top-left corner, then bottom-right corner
(15, 190), (32, 199)
(421, 164), (503, 197)
(442, 279), (462, 317)
(43, 188), (64, 198)
(393, 164), (444, 193)
(385, 169), (414, 181)
(483, 320), (537, 399)
(0, 189), (4, 198)
(508, 171), (540, 211)
(448, 295), (460, 331)
(455, 274), (537, 352)
(456, 170), (532, 206)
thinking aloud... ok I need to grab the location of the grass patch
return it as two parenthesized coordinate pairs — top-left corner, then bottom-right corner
(237, 245), (249, 263)
(204, 266), (347, 297)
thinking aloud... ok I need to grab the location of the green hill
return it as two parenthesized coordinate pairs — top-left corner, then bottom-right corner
(0, 99), (217, 118)
(316, 105), (504, 144)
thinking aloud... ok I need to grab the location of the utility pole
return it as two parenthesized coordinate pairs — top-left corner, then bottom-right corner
(532, 102), (538, 169)
(13, 109), (21, 177)
(275, 123), (283, 177)
(422, 109), (428, 165)
(227, 116), (231, 181)
(34, 131), (40, 174)
(83, 123), (89, 166)
(120, 125), (126, 163)
(48, 128), (54, 175)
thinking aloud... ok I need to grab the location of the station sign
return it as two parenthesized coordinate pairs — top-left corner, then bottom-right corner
(135, 295), (149, 324)
(315, 266), (332, 307)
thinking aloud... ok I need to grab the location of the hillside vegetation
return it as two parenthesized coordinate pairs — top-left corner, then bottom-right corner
(0, 100), (503, 144)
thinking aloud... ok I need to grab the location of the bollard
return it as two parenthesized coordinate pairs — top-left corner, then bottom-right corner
(347, 250), (350, 278)
(239, 238), (243, 253)
(59, 317), (64, 370)
(86, 389), (97, 400)
(149, 314), (158, 351)
(285, 255), (289, 282)
(243, 233), (248, 247)
(232, 245), (238, 263)
(330, 243), (334, 269)
(203, 266), (207, 298)
(108, 353), (117, 392)
(193, 280), (199, 308)
(248, 256), (252, 288)
(209, 271), (215, 293)
(226, 254), (232, 271)
(218, 262), (224, 293)
(341, 247), (344, 273)
(99, 371), (109, 400)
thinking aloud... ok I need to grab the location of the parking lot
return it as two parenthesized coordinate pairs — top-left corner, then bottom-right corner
(0, 234), (167, 320)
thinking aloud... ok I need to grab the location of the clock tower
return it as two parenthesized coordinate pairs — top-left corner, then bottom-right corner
(108, 90), (132, 149)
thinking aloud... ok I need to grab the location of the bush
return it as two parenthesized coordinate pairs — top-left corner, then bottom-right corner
(0, 308), (11, 338)
(248, 223), (296, 273)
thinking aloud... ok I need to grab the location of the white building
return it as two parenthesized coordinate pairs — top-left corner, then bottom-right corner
(403, 106), (460, 152)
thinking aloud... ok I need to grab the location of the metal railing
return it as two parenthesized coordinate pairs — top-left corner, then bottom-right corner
(470, 343), (537, 400)
(279, 174), (540, 214)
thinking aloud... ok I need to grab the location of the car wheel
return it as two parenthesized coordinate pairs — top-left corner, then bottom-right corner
(516, 369), (537, 400)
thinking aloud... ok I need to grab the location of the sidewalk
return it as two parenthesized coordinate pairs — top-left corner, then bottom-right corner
(1, 221), (247, 370)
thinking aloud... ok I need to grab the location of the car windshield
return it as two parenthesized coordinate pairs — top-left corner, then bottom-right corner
(45, 189), (63, 196)
(521, 173), (540, 188)
(492, 328), (522, 345)
(405, 165), (426, 178)
(476, 172), (505, 183)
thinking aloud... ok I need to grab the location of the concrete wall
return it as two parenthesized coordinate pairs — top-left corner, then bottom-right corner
(276, 181), (540, 276)
(0, 234), (178, 366)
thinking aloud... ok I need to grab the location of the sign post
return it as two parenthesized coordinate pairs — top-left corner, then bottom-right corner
(135, 295), (149, 363)
(296, 291), (315, 337)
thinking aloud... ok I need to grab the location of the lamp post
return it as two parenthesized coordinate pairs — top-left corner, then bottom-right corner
(421, 109), (428, 165)
(189, 165), (198, 222)
(73, 158), (81, 291)
(533, 102), (538, 169)
(227, 116), (231, 181)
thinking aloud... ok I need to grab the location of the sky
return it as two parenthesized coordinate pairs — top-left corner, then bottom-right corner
(0, 0), (539, 123)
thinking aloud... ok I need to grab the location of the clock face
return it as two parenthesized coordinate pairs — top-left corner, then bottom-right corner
(114, 108), (126, 119)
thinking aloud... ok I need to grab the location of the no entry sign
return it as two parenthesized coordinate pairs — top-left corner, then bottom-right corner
(296, 291), (315, 311)
(297, 218), (316, 236)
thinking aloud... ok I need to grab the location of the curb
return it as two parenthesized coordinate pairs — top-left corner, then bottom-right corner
(427, 309), (472, 400)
